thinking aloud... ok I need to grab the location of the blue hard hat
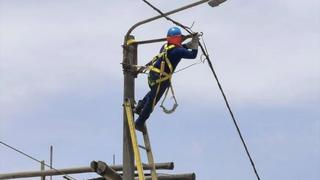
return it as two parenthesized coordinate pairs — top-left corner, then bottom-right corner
(167, 27), (182, 36)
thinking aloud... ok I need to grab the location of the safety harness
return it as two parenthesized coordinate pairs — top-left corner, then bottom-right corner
(146, 44), (178, 114)
(147, 44), (175, 85)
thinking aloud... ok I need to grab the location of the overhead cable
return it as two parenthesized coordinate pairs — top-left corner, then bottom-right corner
(141, 1), (261, 179)
(0, 141), (79, 180)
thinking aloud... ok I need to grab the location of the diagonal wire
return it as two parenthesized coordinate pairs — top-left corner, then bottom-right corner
(174, 54), (206, 74)
(141, 1), (261, 180)
(142, 0), (194, 34)
(0, 141), (79, 180)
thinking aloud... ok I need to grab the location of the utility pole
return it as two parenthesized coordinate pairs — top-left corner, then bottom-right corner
(0, 1), (227, 180)
(122, 35), (138, 180)
(121, 0), (224, 179)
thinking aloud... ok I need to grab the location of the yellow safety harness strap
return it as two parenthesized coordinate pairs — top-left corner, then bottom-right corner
(147, 44), (175, 85)
(155, 75), (171, 84)
(152, 61), (165, 110)
(163, 44), (175, 73)
(165, 56), (173, 73)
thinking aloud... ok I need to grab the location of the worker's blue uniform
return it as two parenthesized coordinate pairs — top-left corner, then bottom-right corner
(135, 43), (198, 128)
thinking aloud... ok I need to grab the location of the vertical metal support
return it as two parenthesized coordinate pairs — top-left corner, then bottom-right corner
(50, 145), (53, 180)
(122, 35), (137, 180)
(142, 127), (157, 180)
(40, 161), (45, 180)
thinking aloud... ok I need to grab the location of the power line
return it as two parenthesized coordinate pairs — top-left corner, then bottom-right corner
(0, 141), (79, 180)
(140, 1), (262, 179)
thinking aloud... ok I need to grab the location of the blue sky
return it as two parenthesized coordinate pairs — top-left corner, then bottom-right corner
(0, 0), (319, 180)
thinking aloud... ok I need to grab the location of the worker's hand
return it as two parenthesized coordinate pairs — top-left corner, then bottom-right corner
(136, 66), (146, 75)
(185, 33), (200, 50)
(190, 34), (200, 49)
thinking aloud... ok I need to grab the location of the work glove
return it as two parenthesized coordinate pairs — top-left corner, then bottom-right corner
(135, 66), (147, 75)
(185, 34), (200, 50)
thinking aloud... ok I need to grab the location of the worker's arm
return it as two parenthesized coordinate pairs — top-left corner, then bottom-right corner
(178, 35), (200, 59)
(173, 47), (198, 59)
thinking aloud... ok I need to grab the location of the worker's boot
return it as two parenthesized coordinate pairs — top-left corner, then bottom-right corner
(133, 100), (144, 115)
(135, 120), (146, 133)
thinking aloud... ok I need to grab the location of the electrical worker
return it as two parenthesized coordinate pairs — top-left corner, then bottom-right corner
(134, 27), (200, 132)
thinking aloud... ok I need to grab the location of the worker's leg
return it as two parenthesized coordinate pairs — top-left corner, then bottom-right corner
(134, 92), (150, 115)
(134, 73), (159, 115)
(135, 81), (170, 128)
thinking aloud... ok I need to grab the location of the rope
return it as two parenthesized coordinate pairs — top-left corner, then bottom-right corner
(141, 1), (262, 180)
(160, 85), (178, 114)
(0, 141), (79, 180)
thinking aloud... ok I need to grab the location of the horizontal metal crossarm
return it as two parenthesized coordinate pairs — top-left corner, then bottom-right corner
(135, 173), (196, 180)
(127, 34), (194, 45)
(0, 162), (174, 179)
(90, 161), (122, 180)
